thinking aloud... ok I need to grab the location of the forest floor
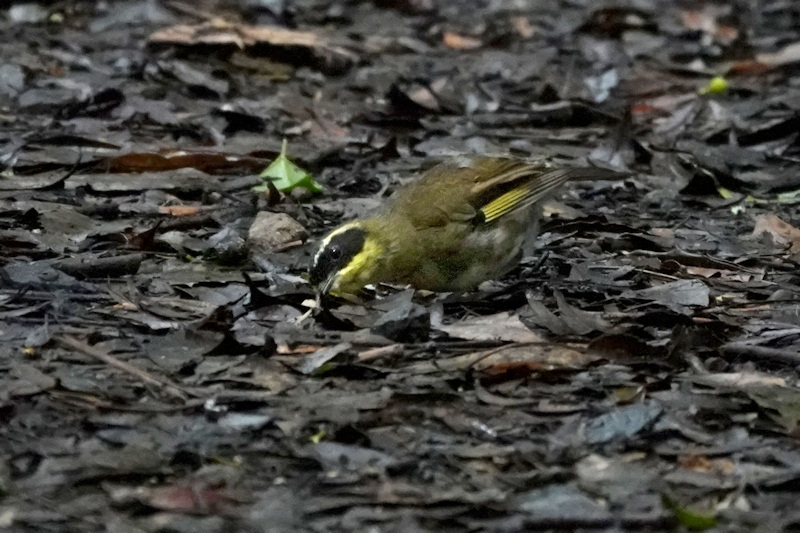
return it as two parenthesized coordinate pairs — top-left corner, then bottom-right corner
(1, 1), (800, 531)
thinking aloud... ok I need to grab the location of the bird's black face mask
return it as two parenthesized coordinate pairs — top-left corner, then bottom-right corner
(309, 226), (367, 295)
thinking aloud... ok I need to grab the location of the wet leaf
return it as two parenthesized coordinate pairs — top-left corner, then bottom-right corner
(747, 386), (800, 432)
(438, 311), (541, 343)
(371, 299), (429, 343)
(295, 342), (352, 375)
(621, 279), (710, 308)
(585, 402), (663, 444)
(513, 484), (611, 521)
(311, 442), (396, 473)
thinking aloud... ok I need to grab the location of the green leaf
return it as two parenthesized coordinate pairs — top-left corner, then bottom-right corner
(699, 75), (729, 95)
(663, 496), (717, 531)
(717, 186), (734, 199)
(251, 183), (272, 193)
(257, 139), (323, 194)
(777, 189), (800, 205)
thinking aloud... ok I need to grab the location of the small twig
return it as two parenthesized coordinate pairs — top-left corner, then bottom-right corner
(58, 335), (191, 401)
(462, 342), (549, 370)
(635, 269), (682, 281)
(272, 239), (306, 252)
(163, 0), (223, 22)
(720, 342), (800, 366)
(357, 343), (404, 363)
(213, 188), (255, 209)
(669, 215), (692, 231)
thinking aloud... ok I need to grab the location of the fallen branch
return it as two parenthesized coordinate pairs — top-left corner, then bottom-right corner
(58, 335), (191, 401)
(720, 342), (800, 366)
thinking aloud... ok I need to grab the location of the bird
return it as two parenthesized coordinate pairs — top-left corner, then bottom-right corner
(309, 155), (619, 297)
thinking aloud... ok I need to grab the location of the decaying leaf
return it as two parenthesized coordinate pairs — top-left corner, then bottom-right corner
(621, 279), (710, 308)
(148, 22), (358, 73)
(437, 312), (542, 343)
(750, 214), (800, 253)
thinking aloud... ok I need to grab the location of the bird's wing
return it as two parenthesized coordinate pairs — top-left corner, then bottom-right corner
(476, 166), (572, 223)
(392, 156), (620, 229)
(471, 158), (624, 224)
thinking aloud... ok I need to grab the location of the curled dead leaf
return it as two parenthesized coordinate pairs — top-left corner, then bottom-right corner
(751, 214), (800, 253)
(442, 31), (482, 50)
(158, 205), (203, 217)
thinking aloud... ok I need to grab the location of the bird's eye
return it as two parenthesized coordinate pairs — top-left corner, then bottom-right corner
(328, 246), (342, 260)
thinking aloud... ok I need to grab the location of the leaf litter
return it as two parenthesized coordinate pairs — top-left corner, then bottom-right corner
(1, 1), (800, 532)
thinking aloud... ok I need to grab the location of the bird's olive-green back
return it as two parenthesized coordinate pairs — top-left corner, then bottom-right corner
(382, 156), (555, 229)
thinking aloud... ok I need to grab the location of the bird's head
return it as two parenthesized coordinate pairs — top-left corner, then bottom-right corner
(309, 221), (385, 297)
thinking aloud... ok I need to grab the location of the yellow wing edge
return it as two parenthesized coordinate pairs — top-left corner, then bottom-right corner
(479, 169), (573, 223)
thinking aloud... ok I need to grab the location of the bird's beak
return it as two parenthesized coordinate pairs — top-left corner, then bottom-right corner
(317, 271), (338, 298)
(314, 273), (339, 309)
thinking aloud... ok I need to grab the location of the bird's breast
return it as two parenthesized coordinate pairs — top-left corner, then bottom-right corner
(402, 210), (536, 291)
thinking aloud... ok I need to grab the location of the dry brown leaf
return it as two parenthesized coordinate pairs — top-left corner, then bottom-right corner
(511, 16), (535, 39)
(680, 8), (739, 44)
(729, 41), (800, 75)
(442, 31), (482, 50)
(467, 344), (598, 372)
(403, 342), (599, 375)
(751, 214), (800, 252)
(678, 455), (736, 475)
(686, 266), (756, 282)
(148, 23), (357, 72)
(105, 151), (267, 174)
(276, 344), (322, 355)
(151, 22), (316, 48)
(158, 205), (202, 217)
